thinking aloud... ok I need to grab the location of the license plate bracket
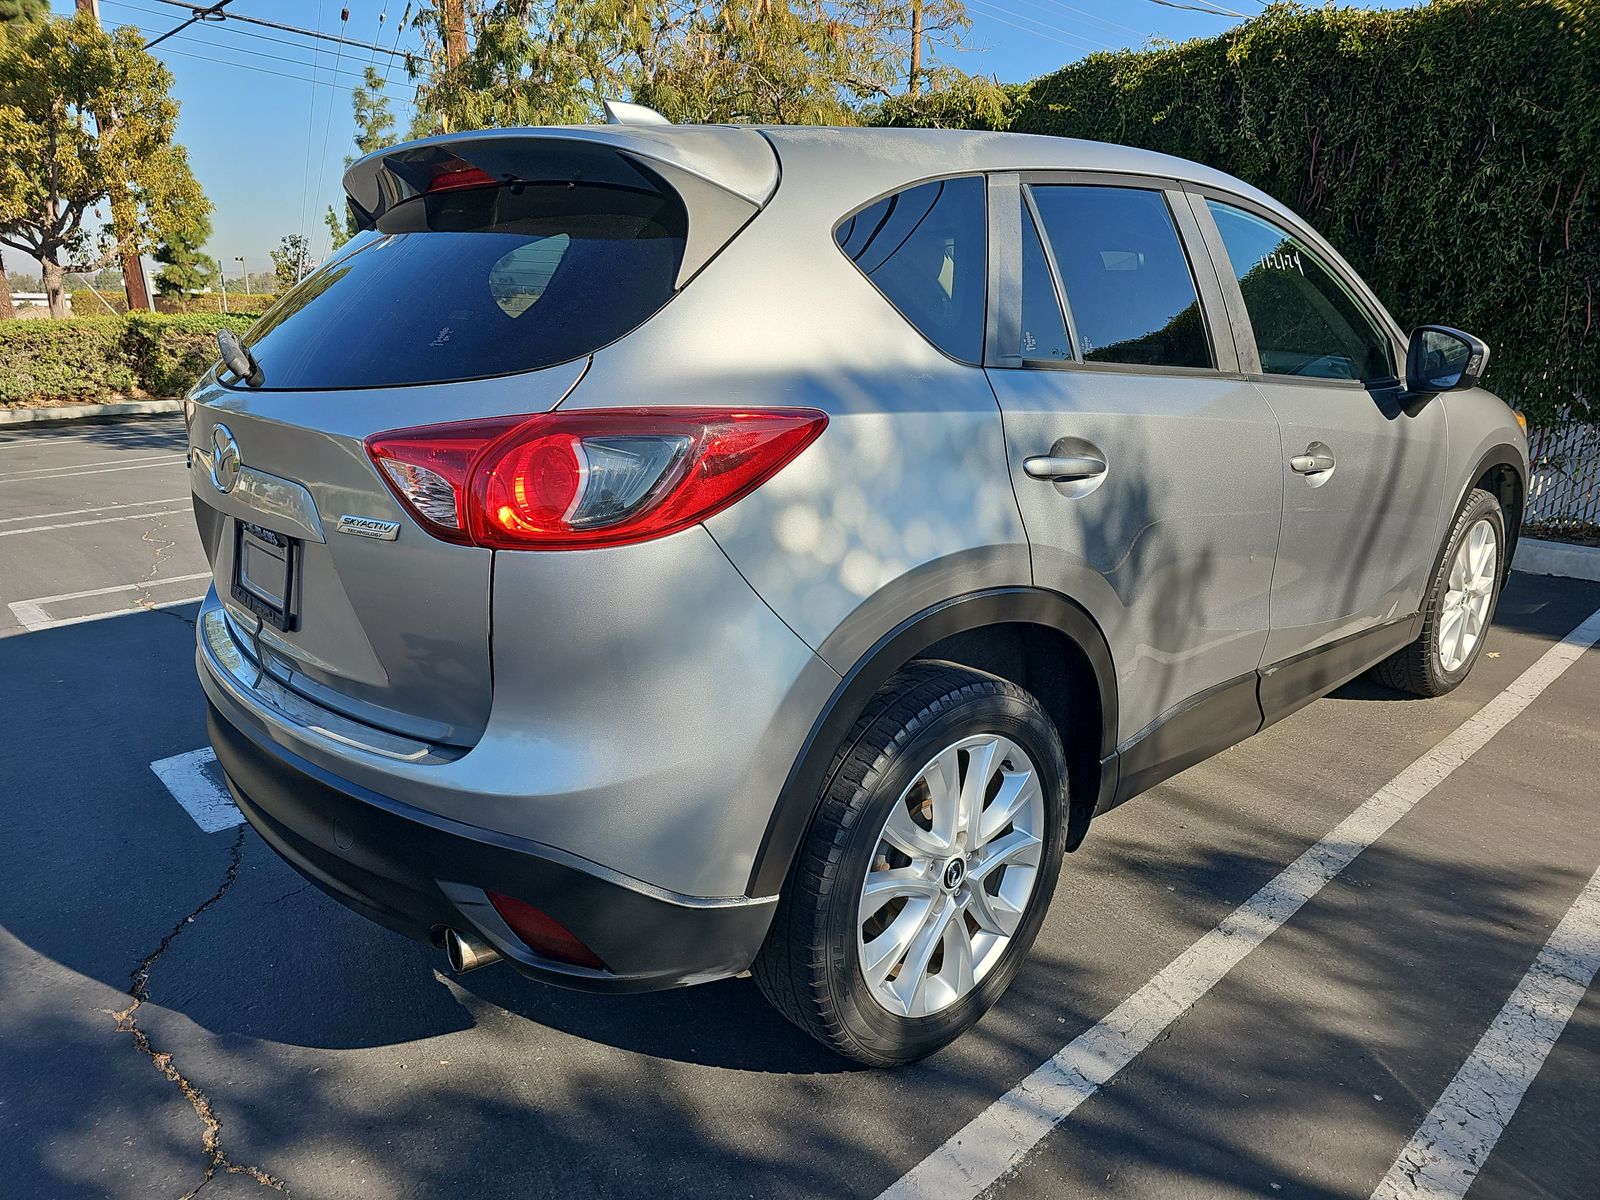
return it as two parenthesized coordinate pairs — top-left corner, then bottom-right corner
(232, 521), (300, 632)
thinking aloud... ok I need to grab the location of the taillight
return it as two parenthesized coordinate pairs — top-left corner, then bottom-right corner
(366, 408), (826, 550)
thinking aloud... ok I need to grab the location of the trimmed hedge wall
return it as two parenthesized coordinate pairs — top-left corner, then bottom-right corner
(69, 291), (278, 316)
(882, 0), (1598, 424)
(0, 313), (254, 406)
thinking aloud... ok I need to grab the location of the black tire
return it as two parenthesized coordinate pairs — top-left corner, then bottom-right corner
(753, 661), (1069, 1067)
(1371, 487), (1506, 697)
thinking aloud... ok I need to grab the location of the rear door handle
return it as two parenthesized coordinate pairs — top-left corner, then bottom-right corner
(1290, 451), (1336, 474)
(1023, 454), (1107, 482)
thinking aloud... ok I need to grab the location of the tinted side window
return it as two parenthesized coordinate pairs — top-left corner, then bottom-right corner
(836, 177), (986, 363)
(1030, 185), (1211, 369)
(1020, 204), (1072, 362)
(1206, 200), (1393, 381)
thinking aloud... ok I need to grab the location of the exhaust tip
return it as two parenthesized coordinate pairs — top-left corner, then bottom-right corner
(444, 928), (502, 974)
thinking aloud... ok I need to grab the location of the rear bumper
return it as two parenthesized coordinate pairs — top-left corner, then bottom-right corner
(208, 702), (777, 992)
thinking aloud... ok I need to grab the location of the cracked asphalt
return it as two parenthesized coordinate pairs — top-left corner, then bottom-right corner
(2, 416), (1597, 1200)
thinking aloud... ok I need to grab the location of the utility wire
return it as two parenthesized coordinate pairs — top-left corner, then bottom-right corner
(109, 0), (398, 73)
(312, 7), (351, 259)
(1145, 0), (1246, 16)
(296, 0), (325, 286)
(983, 0), (1117, 51)
(1040, 0), (1153, 39)
(150, 0), (412, 59)
(143, 0), (231, 49)
(965, 0), (1111, 52)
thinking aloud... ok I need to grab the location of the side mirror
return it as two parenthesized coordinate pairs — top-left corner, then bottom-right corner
(1406, 325), (1489, 397)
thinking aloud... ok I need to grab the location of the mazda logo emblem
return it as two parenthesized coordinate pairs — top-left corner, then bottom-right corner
(942, 858), (966, 891)
(210, 423), (241, 495)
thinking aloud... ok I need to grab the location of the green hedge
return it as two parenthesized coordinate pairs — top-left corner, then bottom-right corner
(884, 0), (1599, 424)
(69, 291), (278, 316)
(0, 312), (254, 406)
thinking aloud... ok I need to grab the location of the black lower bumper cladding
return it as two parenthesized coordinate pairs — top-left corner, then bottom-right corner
(207, 704), (775, 993)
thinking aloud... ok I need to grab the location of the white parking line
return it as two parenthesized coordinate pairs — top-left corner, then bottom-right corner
(7, 572), (211, 632)
(0, 496), (188, 524)
(0, 453), (183, 478)
(0, 507), (190, 537)
(878, 604), (1600, 1200)
(149, 748), (242, 832)
(1371, 861), (1600, 1200)
(0, 457), (188, 484)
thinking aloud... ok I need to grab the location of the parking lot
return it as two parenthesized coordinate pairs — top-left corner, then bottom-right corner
(2, 415), (1597, 1200)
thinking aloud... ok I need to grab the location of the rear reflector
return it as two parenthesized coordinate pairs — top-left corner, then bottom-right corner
(487, 892), (606, 970)
(367, 408), (826, 550)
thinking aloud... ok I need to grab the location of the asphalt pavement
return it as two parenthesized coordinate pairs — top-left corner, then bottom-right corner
(2, 416), (1597, 1200)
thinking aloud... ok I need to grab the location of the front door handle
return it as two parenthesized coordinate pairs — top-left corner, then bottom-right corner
(1290, 450), (1336, 474)
(1023, 453), (1107, 482)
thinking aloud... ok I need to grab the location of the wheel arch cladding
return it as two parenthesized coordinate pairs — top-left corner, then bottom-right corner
(1472, 452), (1524, 582)
(747, 587), (1118, 897)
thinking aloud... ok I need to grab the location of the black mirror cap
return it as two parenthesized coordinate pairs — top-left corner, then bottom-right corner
(1406, 325), (1490, 398)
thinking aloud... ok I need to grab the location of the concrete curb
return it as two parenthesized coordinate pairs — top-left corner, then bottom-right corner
(1514, 536), (1600, 583)
(0, 399), (183, 428)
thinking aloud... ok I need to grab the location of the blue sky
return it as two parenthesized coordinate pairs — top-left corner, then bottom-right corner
(53, 0), (1411, 276)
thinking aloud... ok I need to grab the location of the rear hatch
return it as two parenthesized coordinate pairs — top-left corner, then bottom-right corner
(190, 126), (777, 748)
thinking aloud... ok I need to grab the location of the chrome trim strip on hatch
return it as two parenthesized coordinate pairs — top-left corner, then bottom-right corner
(191, 451), (328, 543)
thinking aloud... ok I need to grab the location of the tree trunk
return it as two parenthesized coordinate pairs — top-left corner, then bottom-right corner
(909, 0), (923, 95)
(41, 259), (67, 320)
(0, 252), (15, 321)
(109, 187), (150, 311)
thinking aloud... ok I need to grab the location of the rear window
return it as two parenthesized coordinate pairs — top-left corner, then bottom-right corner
(240, 171), (688, 390)
(834, 177), (987, 364)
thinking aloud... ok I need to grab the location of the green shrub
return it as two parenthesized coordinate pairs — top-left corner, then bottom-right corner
(69, 290), (278, 316)
(881, 0), (1599, 424)
(0, 311), (256, 406)
(123, 312), (253, 398)
(0, 317), (136, 405)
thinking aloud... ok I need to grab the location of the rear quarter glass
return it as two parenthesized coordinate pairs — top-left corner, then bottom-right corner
(240, 165), (689, 390)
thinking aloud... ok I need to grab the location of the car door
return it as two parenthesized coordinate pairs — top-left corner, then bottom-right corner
(982, 174), (1283, 798)
(1188, 192), (1448, 715)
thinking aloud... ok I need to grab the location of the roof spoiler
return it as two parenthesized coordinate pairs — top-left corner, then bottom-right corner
(340, 127), (778, 289)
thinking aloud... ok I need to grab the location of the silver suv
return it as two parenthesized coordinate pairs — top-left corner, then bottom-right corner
(189, 115), (1527, 1066)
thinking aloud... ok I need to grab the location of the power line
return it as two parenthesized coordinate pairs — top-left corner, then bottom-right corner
(149, 0), (414, 60)
(297, 0), (325, 284)
(143, 0), (231, 49)
(965, 0), (1110, 52)
(1145, 0), (1246, 17)
(960, 0), (1113, 53)
(312, 6), (351, 259)
(107, 0), (413, 75)
(1040, 0), (1155, 40)
(982, 0), (1118, 50)
(108, 16), (395, 92)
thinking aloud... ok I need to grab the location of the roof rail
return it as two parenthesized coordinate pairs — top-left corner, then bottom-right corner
(602, 98), (673, 127)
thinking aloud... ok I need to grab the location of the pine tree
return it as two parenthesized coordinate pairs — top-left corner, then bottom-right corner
(154, 216), (218, 310)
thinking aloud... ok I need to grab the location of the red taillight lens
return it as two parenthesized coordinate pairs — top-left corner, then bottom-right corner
(366, 408), (826, 550)
(487, 892), (606, 970)
(367, 415), (524, 542)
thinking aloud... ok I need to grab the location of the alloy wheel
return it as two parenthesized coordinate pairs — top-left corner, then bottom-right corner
(856, 734), (1046, 1017)
(1438, 517), (1498, 673)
